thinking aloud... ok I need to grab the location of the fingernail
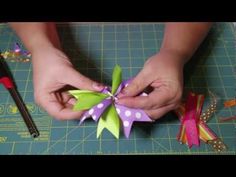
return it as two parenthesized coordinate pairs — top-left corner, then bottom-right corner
(92, 83), (104, 91)
(68, 98), (77, 105)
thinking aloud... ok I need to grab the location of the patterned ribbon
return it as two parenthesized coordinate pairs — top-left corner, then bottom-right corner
(175, 92), (227, 151)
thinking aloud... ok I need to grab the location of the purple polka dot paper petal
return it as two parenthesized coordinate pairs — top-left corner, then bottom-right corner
(114, 104), (153, 138)
(79, 98), (112, 125)
(79, 86), (112, 125)
(114, 79), (133, 96)
(101, 86), (112, 94)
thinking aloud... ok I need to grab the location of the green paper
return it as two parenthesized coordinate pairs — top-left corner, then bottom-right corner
(69, 90), (109, 110)
(68, 90), (98, 99)
(97, 104), (120, 139)
(111, 64), (122, 95)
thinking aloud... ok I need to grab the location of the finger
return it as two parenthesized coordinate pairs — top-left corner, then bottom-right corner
(117, 68), (153, 98)
(49, 103), (84, 120)
(55, 92), (75, 104)
(117, 88), (173, 110)
(54, 92), (67, 103)
(59, 92), (77, 106)
(38, 94), (84, 120)
(67, 97), (77, 105)
(145, 103), (177, 120)
(62, 69), (104, 92)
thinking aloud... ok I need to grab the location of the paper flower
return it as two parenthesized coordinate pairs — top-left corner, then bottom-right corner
(0, 42), (31, 62)
(69, 65), (153, 139)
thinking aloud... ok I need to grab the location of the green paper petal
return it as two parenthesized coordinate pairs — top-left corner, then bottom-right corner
(111, 65), (122, 95)
(68, 90), (98, 99)
(97, 104), (120, 139)
(69, 90), (109, 110)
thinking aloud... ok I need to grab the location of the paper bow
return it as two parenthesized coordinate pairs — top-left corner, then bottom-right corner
(13, 42), (31, 56)
(1, 42), (31, 62)
(69, 65), (153, 139)
(175, 92), (227, 152)
(176, 92), (204, 148)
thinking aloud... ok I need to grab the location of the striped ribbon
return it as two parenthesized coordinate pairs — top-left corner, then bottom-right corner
(175, 93), (217, 147)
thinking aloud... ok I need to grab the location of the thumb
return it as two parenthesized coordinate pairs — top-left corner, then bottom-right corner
(64, 69), (104, 91)
(118, 69), (152, 98)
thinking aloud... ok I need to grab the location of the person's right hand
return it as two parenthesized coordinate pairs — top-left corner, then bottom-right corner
(32, 46), (104, 120)
(117, 50), (184, 120)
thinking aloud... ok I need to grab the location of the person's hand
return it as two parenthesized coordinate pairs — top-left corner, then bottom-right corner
(117, 50), (184, 120)
(32, 46), (104, 120)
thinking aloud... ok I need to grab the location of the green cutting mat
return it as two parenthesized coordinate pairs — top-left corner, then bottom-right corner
(0, 23), (235, 154)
